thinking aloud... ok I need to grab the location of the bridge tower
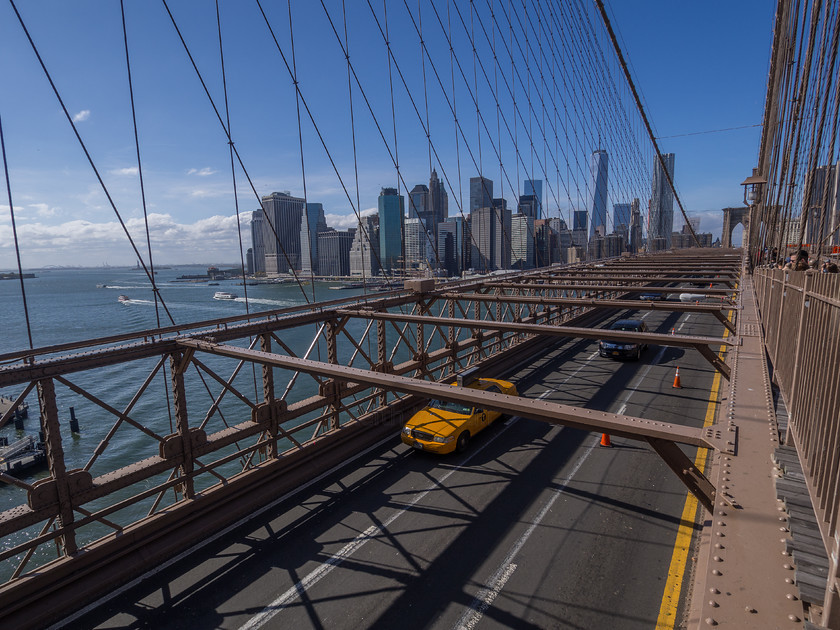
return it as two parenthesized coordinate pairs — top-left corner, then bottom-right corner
(721, 207), (749, 248)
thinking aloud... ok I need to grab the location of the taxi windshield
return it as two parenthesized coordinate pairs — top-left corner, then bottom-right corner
(429, 399), (473, 415)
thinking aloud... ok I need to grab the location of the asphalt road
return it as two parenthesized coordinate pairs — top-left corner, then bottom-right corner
(67, 302), (724, 630)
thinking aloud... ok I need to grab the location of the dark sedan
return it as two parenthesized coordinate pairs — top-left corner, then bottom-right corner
(598, 318), (648, 360)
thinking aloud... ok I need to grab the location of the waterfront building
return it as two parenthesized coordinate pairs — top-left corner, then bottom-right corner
(246, 248), (254, 275)
(650, 153), (676, 248)
(261, 191), (305, 275)
(300, 202), (327, 276)
(349, 215), (380, 278)
(588, 150), (609, 238)
(378, 187), (405, 274)
(317, 229), (355, 277)
(511, 213), (535, 269)
(251, 210), (266, 274)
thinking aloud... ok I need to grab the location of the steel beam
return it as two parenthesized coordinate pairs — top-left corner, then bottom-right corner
(440, 293), (738, 333)
(336, 309), (735, 378)
(177, 338), (732, 455)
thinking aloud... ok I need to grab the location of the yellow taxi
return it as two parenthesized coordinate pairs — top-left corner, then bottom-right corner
(401, 369), (518, 454)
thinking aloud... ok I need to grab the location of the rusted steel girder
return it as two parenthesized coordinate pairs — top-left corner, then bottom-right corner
(336, 309), (735, 379)
(521, 275), (737, 288)
(482, 282), (736, 297)
(440, 293), (738, 334)
(177, 338), (730, 513)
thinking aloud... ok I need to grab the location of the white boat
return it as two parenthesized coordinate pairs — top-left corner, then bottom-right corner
(213, 291), (237, 300)
(118, 295), (131, 303)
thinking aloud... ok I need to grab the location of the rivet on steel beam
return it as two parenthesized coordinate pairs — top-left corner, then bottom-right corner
(786, 593), (798, 600)
(714, 543), (724, 549)
(782, 563), (792, 570)
(717, 521), (726, 526)
(745, 606), (756, 613)
(715, 532), (725, 537)
(780, 527), (788, 532)
(713, 556), (723, 562)
(711, 569), (722, 576)
(708, 600), (718, 607)
(788, 615), (801, 622)
(709, 588), (720, 594)
(785, 577), (793, 584)
(705, 618), (717, 626)
(778, 516), (787, 521)
(781, 550), (789, 556)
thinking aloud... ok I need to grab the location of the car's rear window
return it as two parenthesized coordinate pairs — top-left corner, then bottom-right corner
(611, 323), (642, 332)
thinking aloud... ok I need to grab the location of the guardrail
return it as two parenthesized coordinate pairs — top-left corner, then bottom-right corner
(753, 267), (840, 619)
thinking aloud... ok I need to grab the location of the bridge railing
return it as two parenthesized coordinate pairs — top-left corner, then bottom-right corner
(754, 268), (840, 553)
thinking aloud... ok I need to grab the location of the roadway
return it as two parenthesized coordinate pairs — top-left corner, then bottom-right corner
(64, 300), (725, 630)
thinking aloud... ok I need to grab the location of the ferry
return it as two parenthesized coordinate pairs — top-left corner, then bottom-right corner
(213, 291), (237, 300)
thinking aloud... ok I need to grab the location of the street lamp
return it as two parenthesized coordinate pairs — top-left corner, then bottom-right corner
(741, 167), (768, 267)
(740, 167), (767, 207)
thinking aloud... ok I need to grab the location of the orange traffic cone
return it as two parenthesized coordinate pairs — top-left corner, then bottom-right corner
(673, 366), (682, 388)
(600, 433), (612, 447)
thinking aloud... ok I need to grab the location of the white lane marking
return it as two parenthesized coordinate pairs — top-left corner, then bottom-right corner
(457, 563), (518, 630)
(454, 431), (598, 630)
(238, 418), (518, 630)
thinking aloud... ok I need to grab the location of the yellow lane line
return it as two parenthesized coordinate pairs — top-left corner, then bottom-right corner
(655, 310), (733, 629)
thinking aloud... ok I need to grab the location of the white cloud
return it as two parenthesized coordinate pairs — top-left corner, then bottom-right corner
(0, 212), (251, 267)
(111, 167), (139, 176)
(187, 167), (217, 177)
(324, 207), (377, 229)
(72, 110), (91, 123)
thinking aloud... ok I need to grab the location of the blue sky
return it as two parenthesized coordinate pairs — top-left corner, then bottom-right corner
(0, 1), (776, 268)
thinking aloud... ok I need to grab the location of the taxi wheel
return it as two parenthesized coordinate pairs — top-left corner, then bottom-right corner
(456, 431), (470, 453)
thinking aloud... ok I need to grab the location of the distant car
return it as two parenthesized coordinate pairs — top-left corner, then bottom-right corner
(679, 292), (707, 302)
(599, 318), (648, 361)
(401, 370), (518, 454)
(639, 292), (664, 301)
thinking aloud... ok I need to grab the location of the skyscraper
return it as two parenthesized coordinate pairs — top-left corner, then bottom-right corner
(524, 179), (542, 219)
(317, 229), (355, 277)
(261, 191), (305, 274)
(300, 202), (327, 275)
(429, 169), (449, 228)
(572, 210), (588, 248)
(511, 214), (535, 269)
(630, 198), (642, 253)
(650, 153), (676, 248)
(438, 216), (465, 276)
(470, 176), (493, 214)
(588, 150), (609, 238)
(349, 215), (380, 278)
(251, 209), (266, 274)
(613, 203), (631, 231)
(408, 184), (430, 225)
(472, 205), (511, 271)
(378, 187), (404, 273)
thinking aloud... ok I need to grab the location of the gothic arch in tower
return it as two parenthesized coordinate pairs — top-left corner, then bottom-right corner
(721, 207), (749, 248)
